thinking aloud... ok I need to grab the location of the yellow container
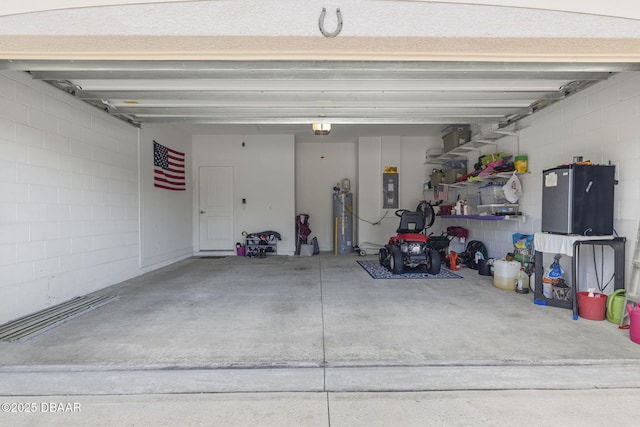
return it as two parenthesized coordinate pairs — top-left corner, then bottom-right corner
(515, 155), (528, 173)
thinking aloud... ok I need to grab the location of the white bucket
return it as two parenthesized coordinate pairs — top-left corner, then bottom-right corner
(543, 282), (553, 299)
(299, 244), (314, 256)
(493, 259), (521, 290)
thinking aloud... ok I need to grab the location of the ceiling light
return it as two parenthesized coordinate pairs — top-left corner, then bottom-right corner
(312, 123), (331, 135)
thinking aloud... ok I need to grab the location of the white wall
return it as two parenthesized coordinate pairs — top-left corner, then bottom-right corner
(192, 134), (296, 255)
(295, 140), (357, 252)
(0, 71), (140, 324)
(439, 72), (640, 290)
(140, 124), (193, 268)
(357, 135), (443, 254)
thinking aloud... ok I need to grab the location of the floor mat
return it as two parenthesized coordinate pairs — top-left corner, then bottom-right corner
(357, 260), (463, 279)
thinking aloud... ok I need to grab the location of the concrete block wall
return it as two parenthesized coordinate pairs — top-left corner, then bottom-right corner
(140, 124), (193, 268)
(450, 72), (640, 289)
(0, 71), (140, 324)
(295, 140), (357, 252)
(192, 134), (296, 255)
(357, 135), (443, 254)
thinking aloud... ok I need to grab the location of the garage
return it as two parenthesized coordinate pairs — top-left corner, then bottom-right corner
(1, 2), (640, 425)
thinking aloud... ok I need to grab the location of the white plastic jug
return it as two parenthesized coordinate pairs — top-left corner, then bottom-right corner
(493, 259), (521, 290)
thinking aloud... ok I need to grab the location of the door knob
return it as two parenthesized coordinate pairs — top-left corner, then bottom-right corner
(200, 211), (206, 214)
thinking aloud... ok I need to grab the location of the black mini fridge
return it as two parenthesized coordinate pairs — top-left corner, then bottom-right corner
(541, 164), (615, 235)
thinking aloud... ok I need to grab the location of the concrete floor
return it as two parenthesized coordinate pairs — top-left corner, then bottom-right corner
(1, 253), (639, 425)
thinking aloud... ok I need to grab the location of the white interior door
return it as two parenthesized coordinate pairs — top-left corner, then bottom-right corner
(199, 166), (234, 251)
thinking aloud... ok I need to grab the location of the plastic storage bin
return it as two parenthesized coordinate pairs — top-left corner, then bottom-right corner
(442, 159), (468, 171)
(443, 168), (467, 184)
(479, 183), (507, 204)
(466, 193), (481, 215)
(478, 204), (518, 215)
(442, 130), (471, 152)
(430, 170), (444, 187)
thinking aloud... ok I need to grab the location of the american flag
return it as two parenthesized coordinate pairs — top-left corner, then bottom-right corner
(153, 141), (186, 191)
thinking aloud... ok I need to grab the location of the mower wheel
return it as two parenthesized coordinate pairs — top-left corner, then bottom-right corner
(378, 247), (388, 266)
(427, 249), (442, 275)
(389, 246), (404, 274)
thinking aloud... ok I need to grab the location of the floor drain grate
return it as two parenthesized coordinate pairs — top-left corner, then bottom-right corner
(0, 295), (118, 342)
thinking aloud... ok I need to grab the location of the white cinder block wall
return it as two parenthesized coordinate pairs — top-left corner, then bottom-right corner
(296, 136), (437, 254)
(295, 140), (357, 252)
(140, 125), (193, 268)
(444, 72), (640, 289)
(357, 135), (443, 254)
(192, 135), (296, 255)
(0, 71), (141, 324)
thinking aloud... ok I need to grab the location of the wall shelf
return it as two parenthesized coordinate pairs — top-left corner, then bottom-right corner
(439, 214), (526, 223)
(447, 171), (518, 188)
(427, 139), (498, 164)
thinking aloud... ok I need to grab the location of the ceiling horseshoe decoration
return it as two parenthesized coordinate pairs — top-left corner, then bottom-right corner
(318, 7), (342, 38)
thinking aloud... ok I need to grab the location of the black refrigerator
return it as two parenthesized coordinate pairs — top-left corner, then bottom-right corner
(541, 164), (615, 235)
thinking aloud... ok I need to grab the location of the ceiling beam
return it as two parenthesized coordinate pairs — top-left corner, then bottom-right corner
(133, 116), (508, 125)
(3, 60), (635, 73)
(57, 79), (575, 92)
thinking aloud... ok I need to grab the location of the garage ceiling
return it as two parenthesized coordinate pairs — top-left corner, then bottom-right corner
(2, 59), (639, 140)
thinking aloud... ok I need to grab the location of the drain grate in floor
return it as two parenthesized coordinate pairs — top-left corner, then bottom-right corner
(0, 295), (118, 342)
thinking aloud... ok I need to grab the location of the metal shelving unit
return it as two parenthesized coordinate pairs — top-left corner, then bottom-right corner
(439, 214), (526, 223)
(447, 171), (517, 189)
(426, 139), (498, 164)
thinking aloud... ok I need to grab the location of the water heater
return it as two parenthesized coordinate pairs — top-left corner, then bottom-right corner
(333, 191), (353, 254)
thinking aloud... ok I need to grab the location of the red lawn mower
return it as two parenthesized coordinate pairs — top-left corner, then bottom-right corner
(378, 202), (442, 275)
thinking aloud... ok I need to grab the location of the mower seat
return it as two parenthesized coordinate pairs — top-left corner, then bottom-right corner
(396, 211), (425, 233)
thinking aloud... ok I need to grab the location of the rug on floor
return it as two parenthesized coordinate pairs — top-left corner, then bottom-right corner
(356, 260), (463, 279)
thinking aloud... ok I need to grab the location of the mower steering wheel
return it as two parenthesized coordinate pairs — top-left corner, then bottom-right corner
(395, 209), (411, 217)
(416, 201), (436, 229)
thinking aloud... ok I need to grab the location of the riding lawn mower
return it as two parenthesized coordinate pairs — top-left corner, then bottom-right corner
(378, 202), (442, 275)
